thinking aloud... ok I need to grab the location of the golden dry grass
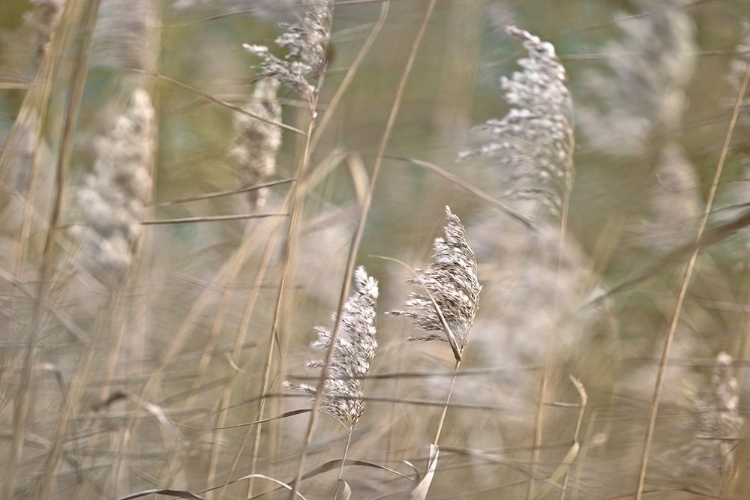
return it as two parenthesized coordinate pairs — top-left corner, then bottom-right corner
(2, 1), (750, 499)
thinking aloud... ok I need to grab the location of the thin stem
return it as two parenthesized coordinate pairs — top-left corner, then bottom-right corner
(141, 212), (288, 224)
(13, 61), (54, 274)
(8, 1), (99, 498)
(561, 376), (588, 500)
(527, 368), (547, 500)
(151, 179), (293, 207)
(433, 360), (460, 446)
(247, 115), (318, 496)
(215, 229), (278, 500)
(289, 1), (435, 497)
(131, 70), (306, 135)
(309, 0), (389, 151)
(634, 58), (750, 500)
(251, 37), (331, 493)
(333, 431), (354, 500)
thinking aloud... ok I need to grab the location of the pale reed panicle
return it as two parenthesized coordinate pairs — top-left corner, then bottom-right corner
(72, 89), (154, 287)
(577, 0), (696, 157)
(286, 266), (378, 430)
(229, 77), (281, 210)
(243, 0), (332, 98)
(459, 26), (574, 223)
(23, 0), (66, 57)
(661, 353), (744, 485)
(389, 206), (481, 359)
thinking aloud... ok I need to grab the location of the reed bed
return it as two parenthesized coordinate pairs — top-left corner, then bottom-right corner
(1, 1), (750, 499)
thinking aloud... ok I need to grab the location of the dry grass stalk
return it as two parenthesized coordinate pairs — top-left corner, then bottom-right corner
(729, 22), (750, 146)
(635, 55), (750, 500)
(286, 266), (378, 430)
(172, 0), (297, 22)
(247, 2), (334, 495)
(230, 77), (281, 210)
(0, 111), (52, 238)
(72, 88), (154, 287)
(0, 0), (62, 87)
(0, 0), (64, 181)
(389, 206), (481, 361)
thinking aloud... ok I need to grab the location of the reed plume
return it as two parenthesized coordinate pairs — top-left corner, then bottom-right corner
(0, 0), (65, 85)
(459, 26), (574, 223)
(24, 0), (66, 57)
(663, 353), (744, 485)
(72, 88), (154, 287)
(456, 26), (598, 419)
(230, 77), (281, 210)
(688, 353), (744, 477)
(578, 0), (696, 157)
(286, 266), (378, 430)
(243, 0), (332, 97)
(92, 0), (158, 74)
(389, 206), (481, 361)
(631, 143), (702, 252)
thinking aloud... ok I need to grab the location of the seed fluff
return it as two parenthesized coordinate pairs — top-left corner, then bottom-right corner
(389, 207), (481, 361)
(285, 266), (378, 430)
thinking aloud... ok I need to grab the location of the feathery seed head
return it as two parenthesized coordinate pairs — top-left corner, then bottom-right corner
(243, 0), (332, 98)
(24, 0), (66, 56)
(631, 143), (702, 252)
(230, 77), (281, 209)
(276, 0), (331, 75)
(671, 352), (744, 479)
(459, 27), (573, 223)
(695, 353), (743, 441)
(389, 207), (481, 361)
(578, 1), (696, 157)
(73, 89), (154, 287)
(286, 266), (378, 430)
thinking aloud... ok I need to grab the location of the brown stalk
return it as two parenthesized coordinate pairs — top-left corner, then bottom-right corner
(560, 376), (588, 500)
(250, 28), (334, 500)
(131, 69), (306, 135)
(388, 156), (535, 230)
(527, 368), (548, 500)
(141, 212), (289, 224)
(309, 0), (389, 152)
(152, 179), (293, 207)
(376, 251), (465, 452)
(634, 58), (750, 500)
(12, 64), (53, 274)
(289, 1), (435, 497)
(214, 231), (279, 500)
(24, 1), (103, 498)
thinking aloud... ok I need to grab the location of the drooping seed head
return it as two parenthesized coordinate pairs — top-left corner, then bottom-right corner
(389, 207), (481, 361)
